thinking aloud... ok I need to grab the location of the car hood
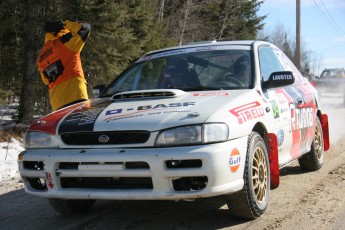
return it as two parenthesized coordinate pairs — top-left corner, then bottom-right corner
(30, 89), (260, 134)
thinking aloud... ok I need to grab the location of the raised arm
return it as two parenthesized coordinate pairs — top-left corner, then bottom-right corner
(60, 20), (91, 53)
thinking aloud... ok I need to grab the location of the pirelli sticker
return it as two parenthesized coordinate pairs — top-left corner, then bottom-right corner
(229, 101), (265, 124)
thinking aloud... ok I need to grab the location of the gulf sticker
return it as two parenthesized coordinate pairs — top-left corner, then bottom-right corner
(229, 148), (241, 172)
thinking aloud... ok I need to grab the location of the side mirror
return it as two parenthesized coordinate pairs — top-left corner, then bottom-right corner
(92, 84), (107, 98)
(263, 71), (295, 89)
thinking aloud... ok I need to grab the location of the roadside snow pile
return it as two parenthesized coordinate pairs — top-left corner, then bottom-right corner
(0, 138), (24, 182)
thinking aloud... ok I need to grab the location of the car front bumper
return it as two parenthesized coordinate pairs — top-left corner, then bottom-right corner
(18, 137), (248, 200)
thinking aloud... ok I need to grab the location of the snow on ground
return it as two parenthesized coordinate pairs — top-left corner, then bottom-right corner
(0, 138), (24, 182)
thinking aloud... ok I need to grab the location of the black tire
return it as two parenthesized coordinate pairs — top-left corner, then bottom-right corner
(226, 132), (270, 219)
(298, 116), (324, 171)
(48, 199), (96, 215)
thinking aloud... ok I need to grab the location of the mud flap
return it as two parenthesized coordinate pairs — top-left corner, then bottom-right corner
(264, 133), (280, 189)
(320, 114), (330, 151)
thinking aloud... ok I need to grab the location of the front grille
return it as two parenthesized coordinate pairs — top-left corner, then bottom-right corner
(58, 161), (153, 189)
(59, 162), (150, 169)
(60, 177), (153, 189)
(61, 131), (150, 145)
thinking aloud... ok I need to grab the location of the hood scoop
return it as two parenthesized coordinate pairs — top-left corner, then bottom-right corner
(112, 89), (187, 101)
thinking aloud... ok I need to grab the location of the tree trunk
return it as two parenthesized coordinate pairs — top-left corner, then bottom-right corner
(18, 0), (38, 124)
(179, 0), (192, 46)
(158, 0), (165, 23)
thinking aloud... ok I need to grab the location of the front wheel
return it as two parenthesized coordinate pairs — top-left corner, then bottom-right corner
(298, 116), (324, 171)
(48, 199), (96, 215)
(226, 132), (270, 219)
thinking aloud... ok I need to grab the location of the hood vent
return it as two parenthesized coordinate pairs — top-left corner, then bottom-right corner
(112, 89), (186, 101)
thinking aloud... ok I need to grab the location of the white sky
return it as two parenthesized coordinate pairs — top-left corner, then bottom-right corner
(259, 0), (345, 75)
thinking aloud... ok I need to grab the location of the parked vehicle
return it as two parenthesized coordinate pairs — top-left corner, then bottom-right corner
(315, 68), (345, 106)
(18, 40), (330, 219)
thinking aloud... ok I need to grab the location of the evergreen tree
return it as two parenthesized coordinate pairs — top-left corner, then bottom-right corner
(73, 0), (170, 89)
(201, 0), (265, 41)
(0, 0), (267, 124)
(157, 0), (265, 44)
(0, 0), (24, 106)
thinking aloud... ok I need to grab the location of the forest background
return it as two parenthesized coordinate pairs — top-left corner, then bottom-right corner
(0, 0), (311, 125)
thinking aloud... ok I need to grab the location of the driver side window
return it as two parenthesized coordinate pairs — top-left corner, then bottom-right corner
(259, 47), (285, 81)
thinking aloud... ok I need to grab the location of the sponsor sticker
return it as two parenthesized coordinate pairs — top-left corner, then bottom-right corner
(229, 149), (241, 173)
(46, 172), (54, 189)
(277, 129), (284, 146)
(290, 104), (314, 130)
(229, 101), (265, 124)
(270, 101), (280, 119)
(104, 102), (196, 122)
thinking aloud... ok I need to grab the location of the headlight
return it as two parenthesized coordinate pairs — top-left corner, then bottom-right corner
(25, 131), (58, 149)
(155, 123), (228, 147)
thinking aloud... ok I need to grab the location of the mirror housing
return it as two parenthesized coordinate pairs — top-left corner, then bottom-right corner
(263, 71), (295, 89)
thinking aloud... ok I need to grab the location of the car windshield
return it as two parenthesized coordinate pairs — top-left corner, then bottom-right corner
(101, 46), (253, 97)
(320, 69), (345, 78)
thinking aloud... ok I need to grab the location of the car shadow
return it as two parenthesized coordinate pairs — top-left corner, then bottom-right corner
(0, 187), (256, 229)
(280, 165), (304, 176)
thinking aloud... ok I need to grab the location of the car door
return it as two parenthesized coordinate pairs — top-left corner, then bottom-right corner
(258, 45), (316, 165)
(258, 45), (293, 165)
(276, 50), (316, 158)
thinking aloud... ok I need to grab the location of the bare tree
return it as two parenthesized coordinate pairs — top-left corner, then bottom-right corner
(258, 22), (314, 76)
(217, 0), (240, 40)
(158, 0), (165, 23)
(179, 0), (193, 45)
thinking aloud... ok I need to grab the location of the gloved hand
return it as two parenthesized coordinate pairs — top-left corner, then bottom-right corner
(43, 21), (64, 33)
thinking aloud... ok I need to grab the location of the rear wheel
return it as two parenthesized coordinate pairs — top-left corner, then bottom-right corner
(226, 132), (270, 219)
(48, 199), (96, 215)
(298, 116), (324, 171)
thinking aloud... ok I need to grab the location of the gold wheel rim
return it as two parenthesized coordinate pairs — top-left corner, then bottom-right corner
(315, 122), (323, 160)
(252, 147), (268, 204)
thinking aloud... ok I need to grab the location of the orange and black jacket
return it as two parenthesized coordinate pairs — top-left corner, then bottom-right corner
(37, 20), (91, 111)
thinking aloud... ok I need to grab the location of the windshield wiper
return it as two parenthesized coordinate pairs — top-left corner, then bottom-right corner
(178, 86), (226, 91)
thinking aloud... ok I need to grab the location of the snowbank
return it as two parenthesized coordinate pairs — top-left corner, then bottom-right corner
(0, 138), (24, 182)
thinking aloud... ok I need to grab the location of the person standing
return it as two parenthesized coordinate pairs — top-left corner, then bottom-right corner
(37, 20), (91, 111)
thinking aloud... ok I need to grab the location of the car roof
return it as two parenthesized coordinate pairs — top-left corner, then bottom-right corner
(144, 40), (272, 56)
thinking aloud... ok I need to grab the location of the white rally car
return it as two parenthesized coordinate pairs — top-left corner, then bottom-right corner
(19, 40), (330, 219)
